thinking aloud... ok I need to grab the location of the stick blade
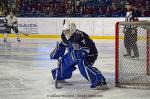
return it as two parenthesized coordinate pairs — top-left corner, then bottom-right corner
(63, 19), (66, 25)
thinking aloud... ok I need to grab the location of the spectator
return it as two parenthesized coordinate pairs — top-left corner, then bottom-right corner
(0, 0), (150, 17)
(92, 6), (99, 17)
(19, 2), (28, 15)
(118, 8), (126, 17)
(98, 7), (103, 16)
(105, 7), (112, 17)
(84, 6), (93, 17)
(2, 7), (8, 16)
(134, 7), (141, 17)
(27, 6), (31, 15)
(2, 0), (8, 8)
(77, 7), (84, 17)
(36, 2), (43, 13)
(75, 0), (82, 14)
(144, 6), (150, 17)
(111, 6), (119, 17)
(101, 7), (107, 16)
(0, 1), (3, 16)
(30, 7), (37, 16)
(146, 0), (150, 10)
(140, 6), (145, 17)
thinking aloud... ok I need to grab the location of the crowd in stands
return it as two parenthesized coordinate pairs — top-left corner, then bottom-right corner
(0, 0), (150, 17)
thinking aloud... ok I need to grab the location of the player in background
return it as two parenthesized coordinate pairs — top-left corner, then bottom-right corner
(50, 21), (108, 90)
(123, 2), (139, 59)
(3, 11), (21, 42)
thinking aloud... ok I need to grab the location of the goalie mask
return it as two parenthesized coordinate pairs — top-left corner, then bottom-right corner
(63, 21), (76, 40)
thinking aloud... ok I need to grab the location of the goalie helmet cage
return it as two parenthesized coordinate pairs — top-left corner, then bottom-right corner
(115, 21), (150, 89)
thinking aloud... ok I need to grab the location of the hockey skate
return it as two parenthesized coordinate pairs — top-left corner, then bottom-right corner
(17, 38), (21, 42)
(3, 38), (7, 42)
(96, 83), (109, 90)
(55, 80), (72, 89)
(123, 53), (131, 58)
(130, 55), (139, 60)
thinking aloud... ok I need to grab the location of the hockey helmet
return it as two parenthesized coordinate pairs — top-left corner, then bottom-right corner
(63, 21), (76, 35)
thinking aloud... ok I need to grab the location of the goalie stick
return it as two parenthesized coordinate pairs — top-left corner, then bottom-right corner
(55, 19), (66, 89)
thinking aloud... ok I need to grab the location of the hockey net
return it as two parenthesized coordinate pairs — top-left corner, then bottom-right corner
(115, 21), (150, 89)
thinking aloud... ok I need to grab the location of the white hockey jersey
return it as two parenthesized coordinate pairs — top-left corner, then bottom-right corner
(5, 15), (18, 27)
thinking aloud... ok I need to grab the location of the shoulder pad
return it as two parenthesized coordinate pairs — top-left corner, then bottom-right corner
(76, 30), (84, 37)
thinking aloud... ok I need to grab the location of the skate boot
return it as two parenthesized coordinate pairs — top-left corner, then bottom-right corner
(17, 38), (21, 42)
(3, 38), (7, 42)
(123, 53), (131, 57)
(96, 83), (109, 90)
(130, 55), (139, 60)
(55, 80), (72, 89)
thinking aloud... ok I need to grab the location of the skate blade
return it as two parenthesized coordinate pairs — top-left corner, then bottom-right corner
(55, 81), (62, 89)
(55, 81), (73, 89)
(55, 86), (63, 89)
(96, 85), (109, 90)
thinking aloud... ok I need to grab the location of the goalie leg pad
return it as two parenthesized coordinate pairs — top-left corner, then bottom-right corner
(78, 59), (106, 88)
(51, 67), (76, 80)
(51, 52), (77, 80)
(50, 42), (66, 59)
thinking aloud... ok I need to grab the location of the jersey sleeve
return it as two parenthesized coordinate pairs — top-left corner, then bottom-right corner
(61, 32), (68, 46)
(13, 17), (18, 27)
(14, 17), (18, 23)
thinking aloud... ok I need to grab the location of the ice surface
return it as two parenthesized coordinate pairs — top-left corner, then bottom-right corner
(0, 38), (149, 99)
